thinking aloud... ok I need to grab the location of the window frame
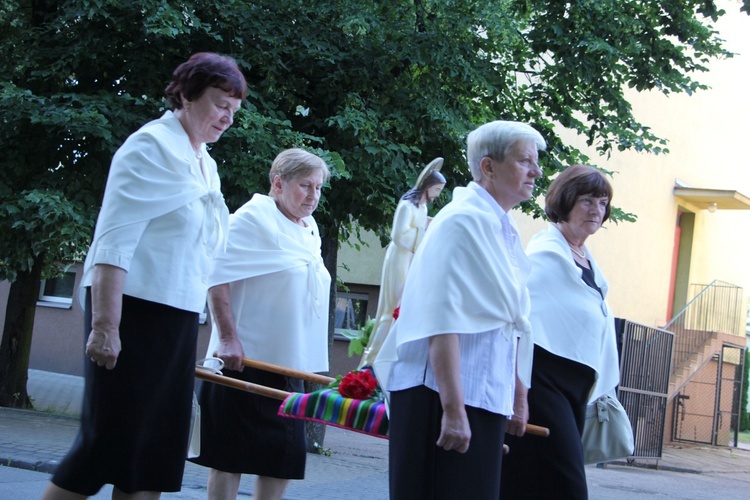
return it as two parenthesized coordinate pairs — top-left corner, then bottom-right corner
(333, 291), (370, 341)
(37, 270), (77, 309)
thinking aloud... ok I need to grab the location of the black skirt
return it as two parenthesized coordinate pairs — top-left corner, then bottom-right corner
(52, 292), (199, 495)
(389, 385), (507, 500)
(501, 345), (596, 499)
(190, 366), (307, 479)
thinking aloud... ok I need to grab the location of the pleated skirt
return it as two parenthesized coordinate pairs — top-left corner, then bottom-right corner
(52, 291), (198, 495)
(190, 366), (307, 479)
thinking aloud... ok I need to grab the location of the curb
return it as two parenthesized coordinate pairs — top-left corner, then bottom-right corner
(0, 456), (59, 474)
(597, 458), (701, 475)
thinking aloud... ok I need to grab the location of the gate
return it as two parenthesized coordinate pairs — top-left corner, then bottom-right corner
(617, 320), (674, 460)
(672, 344), (745, 446)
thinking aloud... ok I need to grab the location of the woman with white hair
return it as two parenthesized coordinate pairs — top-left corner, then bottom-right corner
(374, 120), (546, 499)
(191, 148), (331, 500)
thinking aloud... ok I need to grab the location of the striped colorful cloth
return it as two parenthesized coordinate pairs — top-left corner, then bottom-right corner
(278, 388), (389, 439)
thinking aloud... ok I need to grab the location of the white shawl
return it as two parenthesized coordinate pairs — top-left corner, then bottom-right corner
(208, 193), (328, 312)
(526, 223), (620, 402)
(79, 111), (229, 311)
(374, 186), (534, 394)
(205, 194), (331, 370)
(87, 111), (228, 252)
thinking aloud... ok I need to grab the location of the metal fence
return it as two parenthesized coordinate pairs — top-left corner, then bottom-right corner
(617, 319), (674, 460)
(672, 344), (745, 446)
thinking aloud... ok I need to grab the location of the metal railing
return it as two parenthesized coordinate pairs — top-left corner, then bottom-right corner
(664, 280), (744, 371)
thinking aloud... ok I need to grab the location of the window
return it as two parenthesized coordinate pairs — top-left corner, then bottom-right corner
(38, 271), (77, 308)
(334, 292), (369, 340)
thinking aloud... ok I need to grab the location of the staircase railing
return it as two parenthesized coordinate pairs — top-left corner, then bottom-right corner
(664, 280), (744, 371)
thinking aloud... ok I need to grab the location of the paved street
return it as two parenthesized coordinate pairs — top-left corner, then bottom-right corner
(1, 370), (749, 498)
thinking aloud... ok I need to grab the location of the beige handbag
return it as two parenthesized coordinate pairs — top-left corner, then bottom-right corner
(582, 394), (635, 464)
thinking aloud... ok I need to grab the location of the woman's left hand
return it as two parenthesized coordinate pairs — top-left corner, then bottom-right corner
(506, 381), (529, 436)
(86, 327), (121, 370)
(216, 336), (245, 372)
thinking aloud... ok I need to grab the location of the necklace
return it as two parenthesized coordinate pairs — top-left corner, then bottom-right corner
(568, 244), (586, 259)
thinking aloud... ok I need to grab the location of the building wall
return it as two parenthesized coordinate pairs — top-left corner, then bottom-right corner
(0, 266), (362, 378)
(0, 264), (216, 377)
(339, 3), (750, 331)
(338, 231), (387, 286)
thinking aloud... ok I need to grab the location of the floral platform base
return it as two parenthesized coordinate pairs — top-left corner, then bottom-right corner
(278, 369), (389, 438)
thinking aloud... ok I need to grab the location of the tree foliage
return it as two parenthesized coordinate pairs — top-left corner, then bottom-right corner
(2, 1), (742, 231)
(0, 0), (747, 406)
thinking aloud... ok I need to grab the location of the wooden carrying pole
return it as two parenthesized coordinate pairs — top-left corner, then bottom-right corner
(195, 358), (550, 438)
(195, 369), (290, 400)
(241, 357), (335, 385)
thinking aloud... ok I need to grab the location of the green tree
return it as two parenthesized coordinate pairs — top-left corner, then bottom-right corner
(0, 189), (93, 407)
(1, 0), (747, 411)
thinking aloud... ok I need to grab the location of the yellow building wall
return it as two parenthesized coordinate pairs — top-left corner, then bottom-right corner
(340, 2), (750, 330)
(515, 3), (750, 327)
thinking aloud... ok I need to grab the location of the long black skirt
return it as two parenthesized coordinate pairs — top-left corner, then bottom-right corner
(190, 366), (307, 479)
(501, 345), (596, 499)
(52, 292), (198, 495)
(389, 384), (507, 500)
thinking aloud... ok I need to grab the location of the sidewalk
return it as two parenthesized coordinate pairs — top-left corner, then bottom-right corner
(1, 370), (750, 499)
(3, 370), (389, 499)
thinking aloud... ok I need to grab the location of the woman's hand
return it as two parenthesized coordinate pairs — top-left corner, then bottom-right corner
(429, 333), (471, 453)
(506, 379), (529, 436)
(208, 283), (244, 371)
(86, 328), (121, 370)
(215, 336), (245, 372)
(437, 406), (471, 453)
(88, 264), (126, 370)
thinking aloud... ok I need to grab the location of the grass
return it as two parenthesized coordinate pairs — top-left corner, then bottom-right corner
(739, 431), (750, 444)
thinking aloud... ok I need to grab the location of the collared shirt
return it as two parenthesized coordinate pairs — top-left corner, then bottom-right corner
(383, 182), (532, 417)
(80, 111), (227, 313)
(204, 194), (330, 372)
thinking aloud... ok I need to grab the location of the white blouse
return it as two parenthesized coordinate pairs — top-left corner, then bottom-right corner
(79, 111), (228, 313)
(375, 183), (533, 417)
(205, 194), (330, 372)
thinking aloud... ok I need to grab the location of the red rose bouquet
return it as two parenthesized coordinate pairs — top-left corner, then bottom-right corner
(334, 369), (379, 400)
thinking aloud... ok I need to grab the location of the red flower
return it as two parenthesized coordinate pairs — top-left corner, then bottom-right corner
(392, 306), (400, 320)
(338, 370), (378, 400)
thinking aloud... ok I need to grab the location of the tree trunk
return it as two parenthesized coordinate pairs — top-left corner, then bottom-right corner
(304, 227), (340, 453)
(0, 255), (44, 408)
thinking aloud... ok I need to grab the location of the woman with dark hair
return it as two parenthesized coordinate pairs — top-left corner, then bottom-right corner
(501, 164), (621, 499)
(359, 158), (446, 368)
(43, 52), (247, 500)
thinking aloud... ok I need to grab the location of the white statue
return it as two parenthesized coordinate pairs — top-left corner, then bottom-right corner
(359, 158), (446, 368)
